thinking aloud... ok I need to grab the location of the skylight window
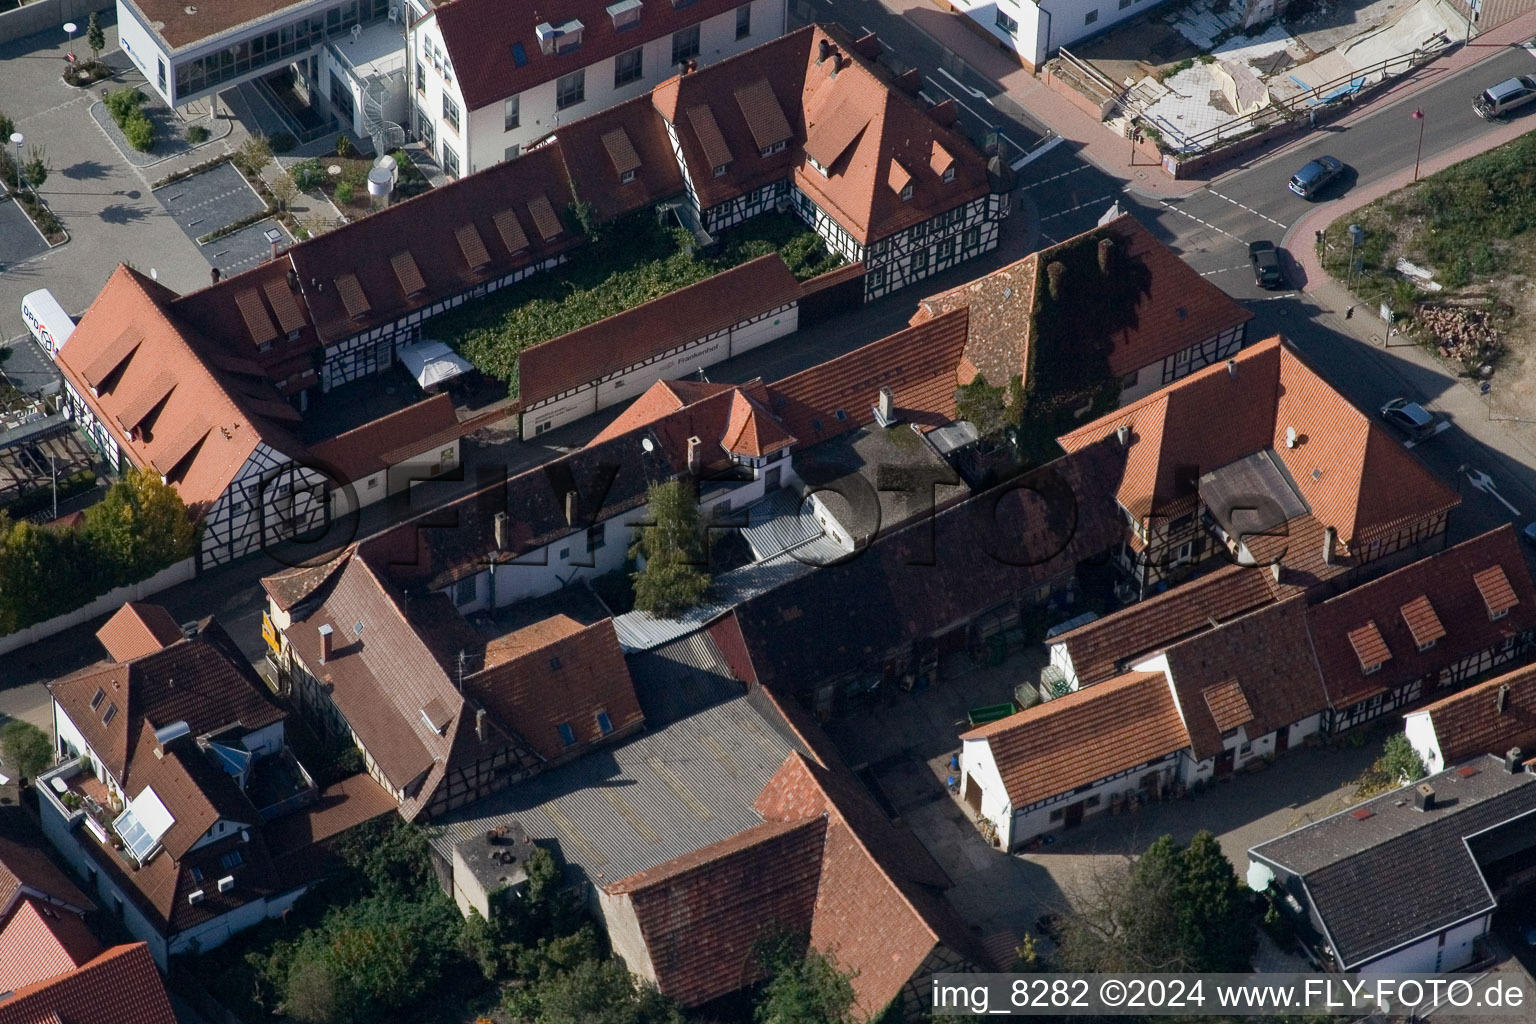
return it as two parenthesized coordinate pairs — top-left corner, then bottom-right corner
(597, 711), (613, 735)
(558, 722), (577, 747)
(113, 786), (175, 865)
(90, 688), (105, 710)
(511, 42), (527, 67)
(220, 849), (245, 870)
(102, 703), (118, 725)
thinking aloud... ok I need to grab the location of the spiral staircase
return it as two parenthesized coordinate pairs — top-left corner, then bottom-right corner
(362, 70), (406, 156)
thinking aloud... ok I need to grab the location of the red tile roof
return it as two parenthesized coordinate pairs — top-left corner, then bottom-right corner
(262, 773), (398, 857)
(517, 255), (800, 407)
(605, 817), (827, 1007)
(95, 603), (185, 663)
(1162, 598), (1328, 760)
(53, 267), (301, 516)
(769, 308), (969, 444)
(751, 752), (992, 1017)
(587, 379), (736, 446)
(655, 26), (991, 243)
(1400, 595), (1447, 649)
(1474, 565), (1519, 616)
(721, 390), (796, 457)
(1049, 562), (1276, 687)
(1203, 680), (1256, 734)
(48, 617), (286, 786)
(1415, 662), (1536, 767)
(918, 214), (1252, 388)
(554, 95), (685, 223)
(280, 144), (584, 347)
(0, 943), (175, 1024)
(434, 0), (746, 112)
(121, 721), (256, 862)
(960, 671), (1188, 807)
(1307, 525), (1536, 710)
(1056, 336), (1461, 548)
(464, 617), (643, 760)
(307, 393), (461, 483)
(0, 899), (102, 992)
(0, 836), (95, 921)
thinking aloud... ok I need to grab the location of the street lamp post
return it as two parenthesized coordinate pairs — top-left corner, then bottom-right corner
(9, 132), (23, 196)
(1411, 108), (1426, 182)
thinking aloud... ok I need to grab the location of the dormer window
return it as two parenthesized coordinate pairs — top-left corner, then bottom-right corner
(1362, 661), (1383, 676)
(621, 169), (636, 184)
(1417, 639), (1437, 653)
(900, 183), (914, 201)
(535, 19), (584, 56)
(713, 164), (728, 177)
(606, 0), (642, 30)
(807, 154), (828, 177)
(944, 166), (956, 183)
(760, 139), (787, 157)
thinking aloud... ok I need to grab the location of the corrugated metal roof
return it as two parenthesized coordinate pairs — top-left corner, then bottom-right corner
(430, 633), (792, 885)
(739, 487), (825, 561)
(613, 549), (820, 650)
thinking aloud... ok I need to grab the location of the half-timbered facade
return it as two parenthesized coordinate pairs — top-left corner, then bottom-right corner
(1057, 336), (1461, 599)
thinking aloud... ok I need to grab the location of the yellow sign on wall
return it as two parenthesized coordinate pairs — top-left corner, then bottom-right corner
(261, 611), (280, 654)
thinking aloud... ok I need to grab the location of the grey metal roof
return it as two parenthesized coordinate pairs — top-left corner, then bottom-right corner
(612, 547), (823, 650)
(1250, 756), (1536, 967)
(1201, 448), (1309, 539)
(739, 487), (824, 561)
(430, 633), (797, 886)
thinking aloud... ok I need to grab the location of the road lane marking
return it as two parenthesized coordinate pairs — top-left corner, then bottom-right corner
(1020, 159), (1090, 186)
(1157, 198), (1247, 243)
(1403, 421), (1451, 449)
(1199, 265), (1249, 276)
(926, 73), (1030, 154)
(1040, 193), (1122, 221)
(1205, 188), (1290, 230)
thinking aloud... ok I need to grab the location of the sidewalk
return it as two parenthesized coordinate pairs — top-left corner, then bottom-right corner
(877, 0), (1536, 196)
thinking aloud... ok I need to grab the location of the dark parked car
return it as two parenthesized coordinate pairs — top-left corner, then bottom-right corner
(1380, 398), (1436, 441)
(1288, 155), (1344, 199)
(1249, 240), (1285, 288)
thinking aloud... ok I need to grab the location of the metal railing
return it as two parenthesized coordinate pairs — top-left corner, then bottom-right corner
(1141, 38), (1452, 154)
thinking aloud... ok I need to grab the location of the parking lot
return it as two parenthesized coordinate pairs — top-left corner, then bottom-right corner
(0, 199), (49, 271)
(202, 217), (292, 277)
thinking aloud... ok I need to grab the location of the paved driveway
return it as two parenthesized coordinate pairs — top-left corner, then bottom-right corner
(0, 16), (239, 337)
(0, 199), (48, 270)
(154, 162), (265, 243)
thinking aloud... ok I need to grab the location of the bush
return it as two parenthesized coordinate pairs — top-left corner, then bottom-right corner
(333, 181), (354, 205)
(104, 88), (146, 125)
(336, 134), (353, 158)
(124, 114), (155, 152)
(271, 132), (297, 153)
(291, 158), (326, 191)
(187, 124), (210, 144)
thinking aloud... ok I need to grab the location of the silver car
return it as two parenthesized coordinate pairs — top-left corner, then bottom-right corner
(1380, 398), (1435, 441)
(1474, 76), (1536, 119)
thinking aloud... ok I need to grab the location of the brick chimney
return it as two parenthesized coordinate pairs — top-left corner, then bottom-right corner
(564, 490), (578, 526)
(1413, 782), (1434, 812)
(686, 436), (703, 474)
(1322, 526), (1337, 566)
(318, 624), (333, 664)
(1506, 747), (1523, 774)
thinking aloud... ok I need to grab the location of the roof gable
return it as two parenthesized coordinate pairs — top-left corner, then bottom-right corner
(962, 671), (1189, 806)
(1419, 663), (1536, 767)
(96, 603), (184, 663)
(0, 943), (175, 1024)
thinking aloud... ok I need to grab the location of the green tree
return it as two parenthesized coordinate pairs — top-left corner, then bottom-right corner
(1353, 733), (1428, 797)
(630, 480), (711, 618)
(81, 468), (197, 585)
(509, 956), (682, 1024)
(755, 935), (858, 1024)
(86, 12), (106, 61)
(0, 719), (54, 784)
(269, 170), (299, 212)
(0, 112), (13, 142)
(22, 145), (48, 190)
(282, 957), (339, 1024)
(235, 134), (274, 177)
(955, 374), (1008, 438)
(1059, 831), (1253, 974)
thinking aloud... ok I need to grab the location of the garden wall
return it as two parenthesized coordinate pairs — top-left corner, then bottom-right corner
(0, 555), (194, 656)
(0, 0), (110, 45)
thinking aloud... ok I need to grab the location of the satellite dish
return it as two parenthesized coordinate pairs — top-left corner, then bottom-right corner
(641, 438), (655, 453)
(150, 268), (158, 280)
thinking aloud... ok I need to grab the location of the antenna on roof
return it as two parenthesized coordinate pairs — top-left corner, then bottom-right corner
(457, 649), (467, 694)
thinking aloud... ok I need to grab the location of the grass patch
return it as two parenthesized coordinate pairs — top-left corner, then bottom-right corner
(1324, 130), (1536, 296)
(433, 210), (839, 395)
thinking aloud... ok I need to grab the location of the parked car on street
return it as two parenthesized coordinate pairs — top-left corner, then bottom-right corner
(1249, 240), (1285, 289)
(1288, 155), (1344, 199)
(1380, 398), (1436, 441)
(1474, 76), (1536, 119)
